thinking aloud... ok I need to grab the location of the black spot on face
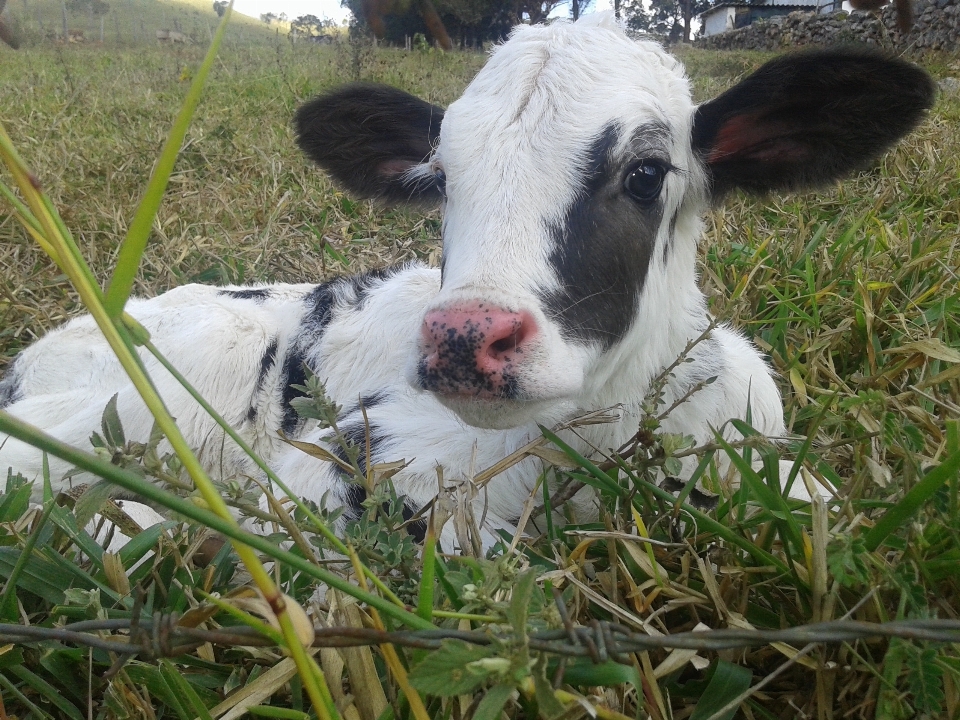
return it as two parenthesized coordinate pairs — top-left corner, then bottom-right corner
(663, 207), (680, 263)
(218, 288), (272, 302)
(539, 123), (670, 349)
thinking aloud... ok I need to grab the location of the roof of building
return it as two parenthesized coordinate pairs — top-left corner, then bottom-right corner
(700, 0), (823, 16)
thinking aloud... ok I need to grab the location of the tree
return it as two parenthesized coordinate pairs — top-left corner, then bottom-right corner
(260, 11), (277, 22)
(621, 0), (711, 41)
(290, 13), (337, 38)
(341, 0), (565, 48)
(570, 0), (592, 20)
(212, 0), (227, 16)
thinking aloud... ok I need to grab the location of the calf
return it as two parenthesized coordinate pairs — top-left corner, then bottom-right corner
(0, 15), (934, 549)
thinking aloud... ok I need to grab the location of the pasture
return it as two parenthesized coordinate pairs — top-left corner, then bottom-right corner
(1, 25), (959, 720)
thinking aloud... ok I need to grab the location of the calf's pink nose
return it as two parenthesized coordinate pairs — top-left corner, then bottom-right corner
(418, 303), (537, 397)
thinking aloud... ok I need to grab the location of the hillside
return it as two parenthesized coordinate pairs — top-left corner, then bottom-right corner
(1, 0), (282, 46)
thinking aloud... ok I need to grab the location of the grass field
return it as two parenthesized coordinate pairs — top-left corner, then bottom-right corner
(1, 22), (960, 720)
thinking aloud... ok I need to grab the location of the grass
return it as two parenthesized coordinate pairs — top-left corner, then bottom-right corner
(2, 0), (277, 46)
(0, 28), (959, 720)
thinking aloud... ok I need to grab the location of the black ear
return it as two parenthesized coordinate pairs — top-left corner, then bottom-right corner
(294, 83), (444, 205)
(692, 48), (935, 198)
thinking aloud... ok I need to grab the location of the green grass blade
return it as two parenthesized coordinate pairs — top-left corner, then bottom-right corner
(0, 485), (54, 619)
(417, 516), (437, 622)
(140, 339), (397, 605)
(248, 708), (311, 720)
(947, 419), (958, 518)
(9, 664), (84, 720)
(538, 425), (621, 495)
(688, 660), (752, 720)
(0, 671), (54, 720)
(0, 410), (434, 631)
(103, 2), (235, 318)
(159, 659), (215, 720)
(0, 548), (69, 605)
(118, 523), (167, 567)
(614, 457), (793, 577)
(864, 447), (960, 552)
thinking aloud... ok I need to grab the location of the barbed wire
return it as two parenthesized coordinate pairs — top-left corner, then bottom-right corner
(3, 616), (958, 665)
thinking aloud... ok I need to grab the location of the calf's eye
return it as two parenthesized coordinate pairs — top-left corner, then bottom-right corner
(624, 162), (666, 202)
(435, 169), (447, 195)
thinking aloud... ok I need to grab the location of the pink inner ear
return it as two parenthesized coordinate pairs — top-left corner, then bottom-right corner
(707, 113), (809, 164)
(377, 158), (417, 177)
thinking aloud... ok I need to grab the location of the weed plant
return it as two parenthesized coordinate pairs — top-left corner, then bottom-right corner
(0, 32), (958, 720)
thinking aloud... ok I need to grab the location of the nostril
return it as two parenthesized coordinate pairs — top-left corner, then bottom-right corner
(490, 335), (519, 355)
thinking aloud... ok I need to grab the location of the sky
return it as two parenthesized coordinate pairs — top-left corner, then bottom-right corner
(232, 0), (614, 28)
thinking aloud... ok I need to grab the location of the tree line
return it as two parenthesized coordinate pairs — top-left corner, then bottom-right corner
(336, 0), (713, 48)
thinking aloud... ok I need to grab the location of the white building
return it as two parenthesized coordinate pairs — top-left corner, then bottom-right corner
(700, 0), (837, 36)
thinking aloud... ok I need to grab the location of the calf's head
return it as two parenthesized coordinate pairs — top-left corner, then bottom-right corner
(295, 15), (933, 430)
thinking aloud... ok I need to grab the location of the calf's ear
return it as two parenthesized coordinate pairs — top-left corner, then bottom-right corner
(294, 83), (444, 205)
(692, 48), (935, 198)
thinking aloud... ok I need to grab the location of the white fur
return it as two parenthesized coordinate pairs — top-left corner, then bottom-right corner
(1, 17), (822, 551)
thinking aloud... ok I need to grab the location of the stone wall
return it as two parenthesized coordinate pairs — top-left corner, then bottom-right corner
(696, 0), (960, 51)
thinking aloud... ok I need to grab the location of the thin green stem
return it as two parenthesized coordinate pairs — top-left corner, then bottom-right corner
(103, 2), (234, 318)
(141, 338), (404, 608)
(0, 411), (434, 631)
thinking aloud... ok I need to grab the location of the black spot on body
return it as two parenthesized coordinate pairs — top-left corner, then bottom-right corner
(302, 265), (408, 337)
(0, 363), (22, 409)
(340, 391), (390, 419)
(343, 483), (368, 519)
(402, 504), (427, 543)
(280, 348), (310, 434)
(661, 477), (718, 511)
(303, 281), (339, 335)
(360, 391), (388, 410)
(330, 420), (384, 479)
(218, 288), (272, 302)
(347, 265), (407, 309)
(257, 339), (279, 390)
(539, 123), (668, 349)
(330, 420), (422, 541)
